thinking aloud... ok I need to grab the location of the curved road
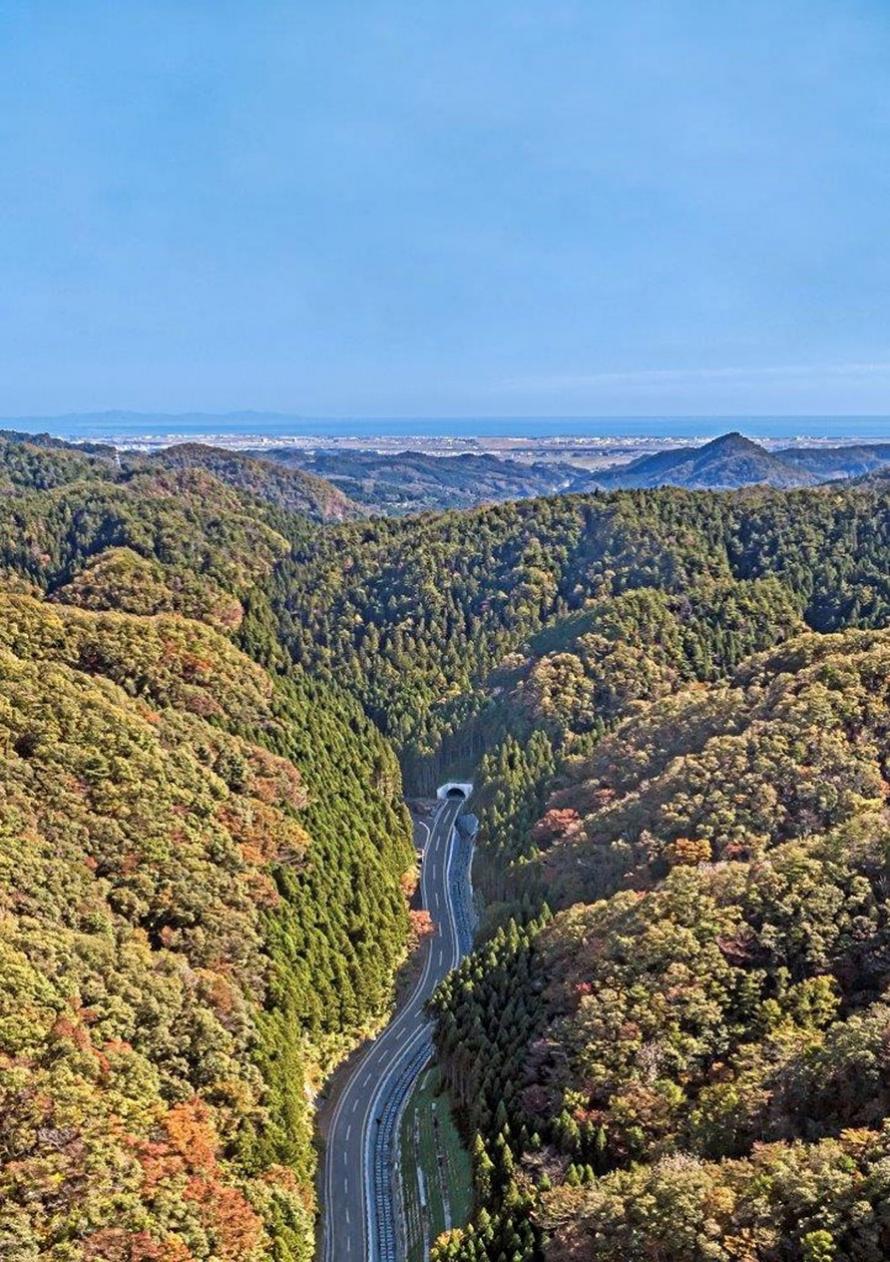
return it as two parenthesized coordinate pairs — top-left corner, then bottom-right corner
(322, 793), (469, 1262)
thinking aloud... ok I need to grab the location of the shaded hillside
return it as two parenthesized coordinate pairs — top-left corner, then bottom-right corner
(0, 427), (118, 458)
(0, 432), (116, 492)
(595, 433), (890, 491)
(463, 480), (890, 904)
(778, 440), (890, 480)
(468, 580), (806, 902)
(255, 447), (592, 513)
(596, 431), (813, 490)
(248, 432), (890, 513)
(270, 479), (890, 779)
(539, 628), (890, 902)
(0, 431), (357, 525)
(0, 464), (291, 630)
(143, 442), (361, 521)
(432, 629), (890, 1262)
(0, 593), (412, 1261)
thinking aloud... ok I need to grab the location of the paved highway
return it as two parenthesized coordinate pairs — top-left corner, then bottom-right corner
(321, 792), (472, 1262)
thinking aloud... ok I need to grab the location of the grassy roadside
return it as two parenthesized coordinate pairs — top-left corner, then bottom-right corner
(399, 1066), (473, 1261)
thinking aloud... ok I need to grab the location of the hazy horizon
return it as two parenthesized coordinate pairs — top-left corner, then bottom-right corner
(6, 410), (890, 447)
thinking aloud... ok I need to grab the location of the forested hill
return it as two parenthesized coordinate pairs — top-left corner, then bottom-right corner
(257, 432), (890, 508)
(0, 439), (414, 1260)
(258, 471), (890, 1262)
(269, 479), (890, 782)
(0, 590), (413, 1260)
(431, 628), (890, 1262)
(2, 431), (890, 1261)
(0, 430), (358, 523)
(255, 446), (589, 513)
(140, 442), (362, 520)
(593, 431), (812, 490)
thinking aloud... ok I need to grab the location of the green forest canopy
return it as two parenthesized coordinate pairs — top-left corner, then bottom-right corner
(1, 433), (890, 1260)
(0, 593), (412, 1261)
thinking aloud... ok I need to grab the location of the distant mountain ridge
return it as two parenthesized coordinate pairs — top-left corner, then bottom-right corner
(778, 440), (890, 479)
(596, 431), (816, 490)
(4, 426), (890, 513)
(0, 431), (362, 522)
(250, 431), (890, 506)
(253, 446), (590, 513)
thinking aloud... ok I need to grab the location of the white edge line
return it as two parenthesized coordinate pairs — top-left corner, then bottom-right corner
(323, 801), (444, 1261)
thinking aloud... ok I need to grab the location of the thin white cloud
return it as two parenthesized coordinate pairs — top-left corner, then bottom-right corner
(507, 362), (890, 391)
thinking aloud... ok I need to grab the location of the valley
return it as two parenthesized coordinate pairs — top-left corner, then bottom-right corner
(10, 6), (890, 1259)
(0, 430), (888, 1261)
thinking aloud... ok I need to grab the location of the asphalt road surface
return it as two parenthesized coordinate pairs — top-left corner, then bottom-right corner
(322, 793), (469, 1262)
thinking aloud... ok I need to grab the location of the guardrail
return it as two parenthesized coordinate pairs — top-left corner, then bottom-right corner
(369, 1033), (434, 1260)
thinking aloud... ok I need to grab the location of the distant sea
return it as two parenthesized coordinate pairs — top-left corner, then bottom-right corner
(5, 413), (890, 445)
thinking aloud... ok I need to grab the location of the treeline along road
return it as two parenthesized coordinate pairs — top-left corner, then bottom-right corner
(322, 790), (475, 1262)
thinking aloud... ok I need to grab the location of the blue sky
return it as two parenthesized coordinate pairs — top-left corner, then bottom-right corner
(2, 1), (890, 417)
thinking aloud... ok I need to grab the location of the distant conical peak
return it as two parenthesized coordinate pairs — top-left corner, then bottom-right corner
(699, 431), (761, 453)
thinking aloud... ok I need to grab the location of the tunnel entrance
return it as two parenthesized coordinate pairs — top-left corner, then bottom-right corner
(437, 782), (473, 801)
